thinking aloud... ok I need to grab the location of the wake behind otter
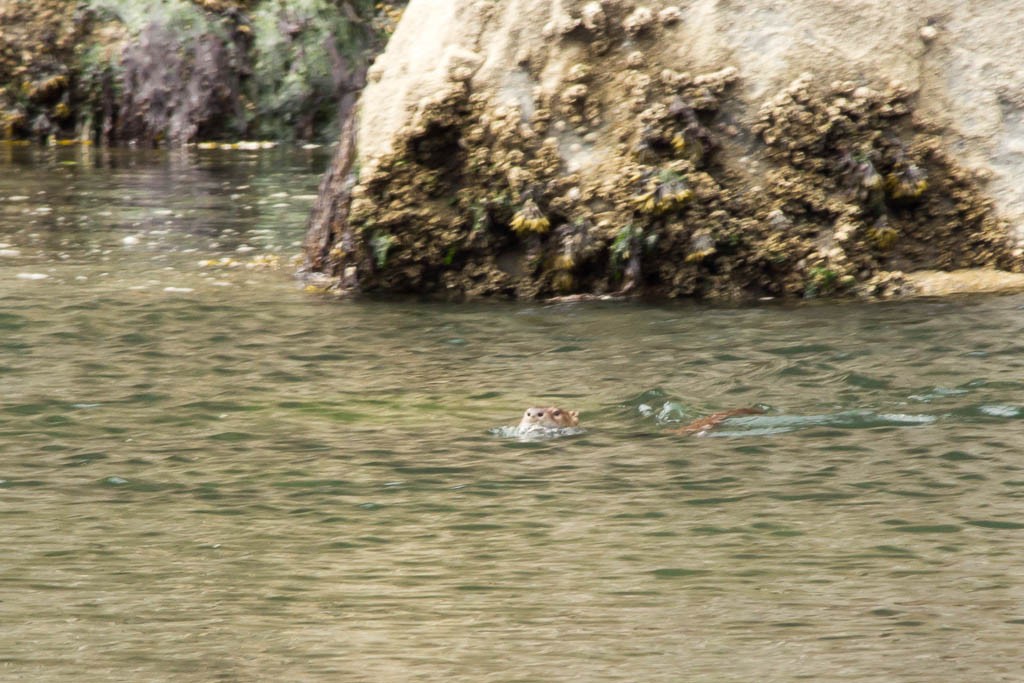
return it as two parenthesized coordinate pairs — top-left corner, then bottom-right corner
(492, 404), (766, 440)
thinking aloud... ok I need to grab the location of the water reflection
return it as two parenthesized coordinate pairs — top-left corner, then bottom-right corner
(3, 147), (1024, 680)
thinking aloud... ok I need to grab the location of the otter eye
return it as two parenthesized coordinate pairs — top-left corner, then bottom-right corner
(552, 410), (560, 416)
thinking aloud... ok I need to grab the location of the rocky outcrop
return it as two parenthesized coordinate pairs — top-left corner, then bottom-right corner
(303, 0), (1024, 300)
(0, 0), (89, 139)
(0, 0), (400, 144)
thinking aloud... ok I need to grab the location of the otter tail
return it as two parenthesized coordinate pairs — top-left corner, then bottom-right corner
(669, 406), (765, 436)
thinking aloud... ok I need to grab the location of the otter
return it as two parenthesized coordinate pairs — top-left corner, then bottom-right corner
(518, 406), (581, 431)
(515, 405), (761, 436)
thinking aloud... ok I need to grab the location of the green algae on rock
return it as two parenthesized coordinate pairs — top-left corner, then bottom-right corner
(300, 0), (1023, 301)
(0, 0), (399, 144)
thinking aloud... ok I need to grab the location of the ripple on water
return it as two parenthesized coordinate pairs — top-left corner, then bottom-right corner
(979, 404), (1021, 418)
(489, 425), (585, 441)
(909, 385), (970, 402)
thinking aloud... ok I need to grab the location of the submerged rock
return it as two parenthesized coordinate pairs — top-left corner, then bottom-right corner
(302, 0), (1024, 301)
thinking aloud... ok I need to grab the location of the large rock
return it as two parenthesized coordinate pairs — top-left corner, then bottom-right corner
(305, 0), (1024, 299)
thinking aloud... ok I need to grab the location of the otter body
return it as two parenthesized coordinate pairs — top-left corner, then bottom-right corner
(669, 407), (764, 435)
(510, 405), (761, 438)
(518, 406), (580, 431)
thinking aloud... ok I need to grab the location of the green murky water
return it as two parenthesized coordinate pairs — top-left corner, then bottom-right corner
(3, 145), (1024, 681)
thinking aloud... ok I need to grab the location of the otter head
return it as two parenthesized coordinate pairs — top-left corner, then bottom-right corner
(544, 407), (580, 428)
(519, 407), (550, 429)
(518, 406), (580, 430)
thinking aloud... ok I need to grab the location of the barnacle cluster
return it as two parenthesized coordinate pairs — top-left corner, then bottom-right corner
(622, 7), (656, 37)
(755, 74), (912, 167)
(752, 73), (1013, 296)
(630, 68), (735, 168)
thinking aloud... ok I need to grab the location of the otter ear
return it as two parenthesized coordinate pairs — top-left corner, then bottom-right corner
(569, 410), (579, 419)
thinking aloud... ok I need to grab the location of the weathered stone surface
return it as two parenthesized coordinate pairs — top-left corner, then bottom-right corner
(305, 0), (1024, 300)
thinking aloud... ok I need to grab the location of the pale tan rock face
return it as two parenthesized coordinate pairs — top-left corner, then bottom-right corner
(359, 0), (1024, 238)
(906, 269), (1024, 297)
(304, 0), (1024, 301)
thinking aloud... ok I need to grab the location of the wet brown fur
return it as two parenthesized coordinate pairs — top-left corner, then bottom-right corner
(668, 407), (765, 435)
(516, 405), (761, 435)
(518, 406), (580, 430)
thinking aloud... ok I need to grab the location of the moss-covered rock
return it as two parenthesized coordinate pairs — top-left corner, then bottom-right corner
(0, 0), (400, 144)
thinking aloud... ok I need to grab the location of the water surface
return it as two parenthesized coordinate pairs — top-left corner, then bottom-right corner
(3, 145), (1024, 681)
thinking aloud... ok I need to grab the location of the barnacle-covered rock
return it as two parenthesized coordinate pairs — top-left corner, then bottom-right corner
(623, 7), (656, 37)
(303, 0), (1024, 302)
